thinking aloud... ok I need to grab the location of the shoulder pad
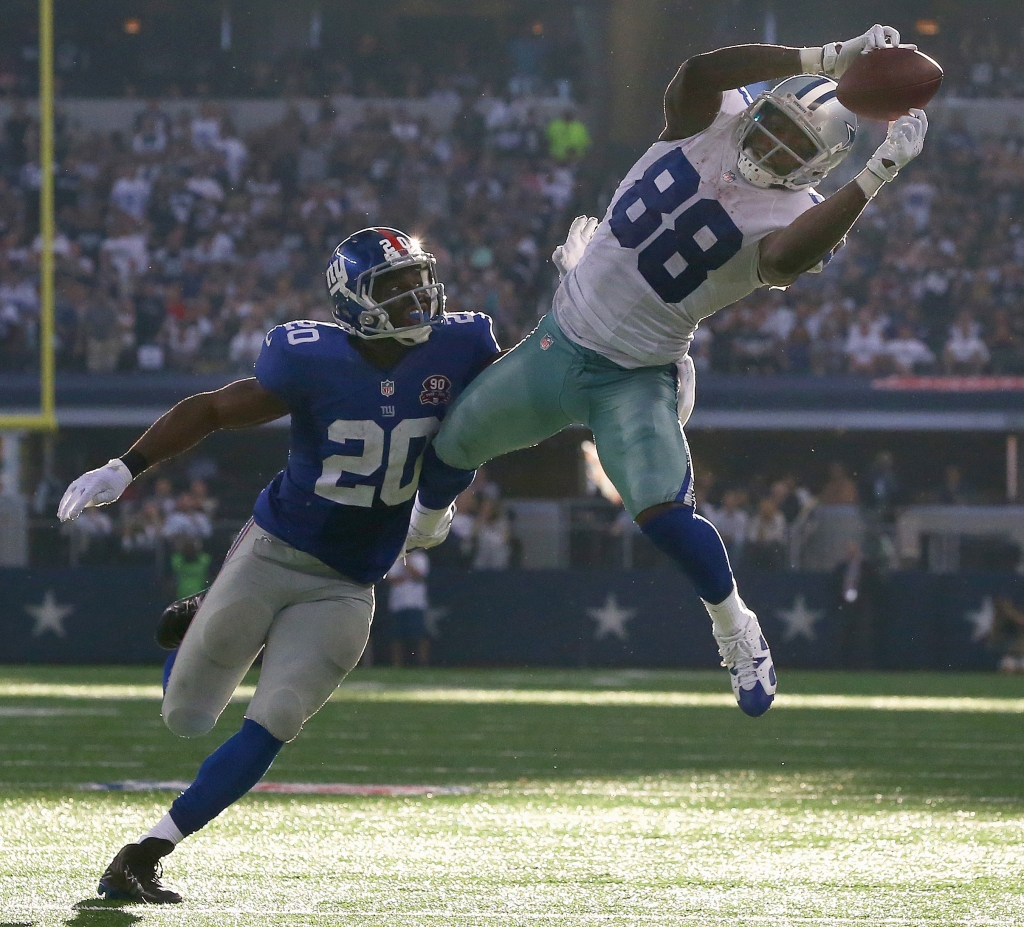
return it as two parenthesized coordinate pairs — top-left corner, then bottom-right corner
(265, 319), (341, 351)
(439, 311), (491, 327)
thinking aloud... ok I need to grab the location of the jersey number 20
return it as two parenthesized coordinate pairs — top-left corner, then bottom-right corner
(609, 148), (743, 303)
(315, 417), (440, 507)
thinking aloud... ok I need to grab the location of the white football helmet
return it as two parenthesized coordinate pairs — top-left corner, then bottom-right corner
(735, 75), (858, 191)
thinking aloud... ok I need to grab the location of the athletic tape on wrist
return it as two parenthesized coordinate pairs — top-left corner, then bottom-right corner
(119, 449), (150, 479)
(799, 47), (824, 75)
(855, 168), (887, 199)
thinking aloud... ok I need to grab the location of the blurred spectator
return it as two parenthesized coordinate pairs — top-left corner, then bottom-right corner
(169, 536), (212, 601)
(151, 477), (177, 517)
(819, 462), (859, 505)
(162, 492), (213, 541)
(546, 107), (591, 162)
(705, 488), (749, 564)
(991, 597), (1024, 674)
(387, 551), (431, 668)
(831, 539), (882, 669)
(943, 312), (991, 374)
(885, 323), (935, 374)
(62, 505), (114, 565)
(861, 451), (901, 522)
(939, 464), (975, 505)
(120, 500), (165, 562)
(745, 496), (787, 570)
(472, 498), (512, 570)
(189, 479), (219, 518)
(844, 309), (886, 376)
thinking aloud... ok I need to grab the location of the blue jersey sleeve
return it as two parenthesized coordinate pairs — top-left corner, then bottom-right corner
(444, 311), (500, 381)
(255, 324), (310, 407)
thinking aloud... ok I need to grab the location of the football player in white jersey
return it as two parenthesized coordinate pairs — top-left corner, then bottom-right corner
(418, 24), (928, 717)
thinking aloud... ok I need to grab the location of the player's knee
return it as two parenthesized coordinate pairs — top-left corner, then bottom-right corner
(247, 687), (305, 743)
(163, 705), (218, 739)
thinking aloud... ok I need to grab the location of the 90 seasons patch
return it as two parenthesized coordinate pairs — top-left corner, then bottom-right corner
(420, 374), (451, 406)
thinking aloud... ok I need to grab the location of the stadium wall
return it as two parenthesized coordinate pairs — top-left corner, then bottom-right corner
(2, 567), (1007, 670)
(0, 97), (1022, 138)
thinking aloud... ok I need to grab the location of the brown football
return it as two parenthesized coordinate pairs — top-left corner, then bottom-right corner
(836, 47), (943, 120)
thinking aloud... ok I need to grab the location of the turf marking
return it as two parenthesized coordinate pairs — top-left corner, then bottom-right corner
(3, 682), (1024, 713)
(80, 780), (473, 795)
(0, 706), (117, 716)
(52, 907), (1017, 924)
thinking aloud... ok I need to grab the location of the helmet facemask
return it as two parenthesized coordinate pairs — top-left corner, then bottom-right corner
(735, 78), (857, 191)
(352, 255), (445, 345)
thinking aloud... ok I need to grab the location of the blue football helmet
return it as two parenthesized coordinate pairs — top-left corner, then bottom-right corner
(326, 227), (445, 345)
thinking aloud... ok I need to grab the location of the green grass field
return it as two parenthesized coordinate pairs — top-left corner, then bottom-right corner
(2, 666), (1023, 926)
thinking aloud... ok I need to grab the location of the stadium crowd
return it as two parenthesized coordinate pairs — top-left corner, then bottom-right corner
(0, 92), (589, 373)
(2, 83), (1024, 377)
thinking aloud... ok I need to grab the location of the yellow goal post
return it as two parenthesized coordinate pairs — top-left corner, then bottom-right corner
(0, 0), (56, 431)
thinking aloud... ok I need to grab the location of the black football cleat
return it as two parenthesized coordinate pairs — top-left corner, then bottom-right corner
(156, 590), (207, 649)
(97, 838), (182, 904)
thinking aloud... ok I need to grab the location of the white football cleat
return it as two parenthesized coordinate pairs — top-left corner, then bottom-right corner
(714, 614), (776, 717)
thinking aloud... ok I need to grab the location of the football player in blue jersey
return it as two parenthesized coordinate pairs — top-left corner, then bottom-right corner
(58, 228), (498, 904)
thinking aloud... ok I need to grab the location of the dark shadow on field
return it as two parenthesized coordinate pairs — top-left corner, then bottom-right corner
(64, 900), (142, 927)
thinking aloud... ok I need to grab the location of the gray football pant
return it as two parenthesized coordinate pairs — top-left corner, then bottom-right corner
(162, 521), (374, 743)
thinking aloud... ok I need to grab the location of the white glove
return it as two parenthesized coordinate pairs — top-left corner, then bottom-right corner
(820, 25), (907, 79)
(552, 216), (598, 279)
(402, 498), (455, 555)
(58, 458), (133, 522)
(865, 109), (929, 183)
(676, 354), (696, 428)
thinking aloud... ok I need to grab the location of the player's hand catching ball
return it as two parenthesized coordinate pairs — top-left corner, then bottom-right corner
(865, 109), (929, 183)
(57, 458), (133, 522)
(552, 216), (598, 279)
(821, 25), (907, 79)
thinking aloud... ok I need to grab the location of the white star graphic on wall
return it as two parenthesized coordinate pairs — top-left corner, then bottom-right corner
(964, 596), (995, 643)
(775, 595), (822, 642)
(25, 590), (75, 638)
(587, 594), (636, 641)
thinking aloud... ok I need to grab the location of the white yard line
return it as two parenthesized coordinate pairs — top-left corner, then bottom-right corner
(2, 682), (1023, 713)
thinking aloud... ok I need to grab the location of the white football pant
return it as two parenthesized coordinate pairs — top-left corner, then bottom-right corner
(162, 521), (374, 743)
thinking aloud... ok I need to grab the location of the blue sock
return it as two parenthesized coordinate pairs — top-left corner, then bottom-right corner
(169, 719), (284, 837)
(640, 504), (735, 604)
(416, 445), (477, 510)
(162, 651), (177, 694)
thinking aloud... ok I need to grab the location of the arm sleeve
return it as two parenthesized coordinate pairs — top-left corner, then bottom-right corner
(476, 314), (501, 360)
(254, 327), (306, 407)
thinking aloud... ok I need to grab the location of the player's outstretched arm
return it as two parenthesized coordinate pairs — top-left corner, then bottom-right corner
(758, 110), (928, 285)
(662, 45), (803, 141)
(58, 379), (288, 521)
(662, 25), (903, 141)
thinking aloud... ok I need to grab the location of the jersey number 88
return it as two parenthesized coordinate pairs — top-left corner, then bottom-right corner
(610, 148), (743, 303)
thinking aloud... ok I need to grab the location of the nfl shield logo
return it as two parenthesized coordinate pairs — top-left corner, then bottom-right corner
(381, 380), (395, 397)
(540, 334), (553, 351)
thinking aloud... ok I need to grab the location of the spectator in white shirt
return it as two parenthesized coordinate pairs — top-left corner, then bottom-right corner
(886, 323), (936, 374)
(229, 314), (267, 371)
(944, 311), (991, 374)
(707, 489), (749, 564)
(162, 492), (213, 541)
(109, 167), (152, 222)
(472, 498), (511, 570)
(845, 309), (887, 375)
(387, 551), (431, 667)
(745, 497), (788, 570)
